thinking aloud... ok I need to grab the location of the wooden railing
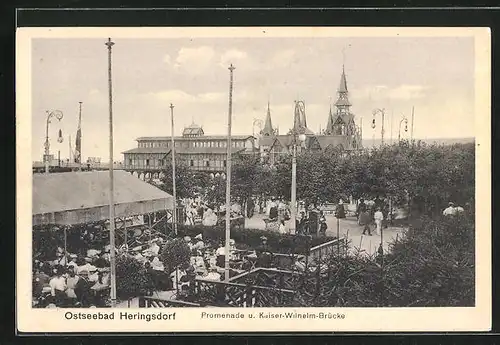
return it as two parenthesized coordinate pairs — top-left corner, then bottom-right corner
(193, 277), (295, 307)
(138, 296), (200, 308)
(229, 267), (303, 292)
(308, 238), (345, 262)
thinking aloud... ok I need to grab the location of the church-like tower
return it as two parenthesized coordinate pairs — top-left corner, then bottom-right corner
(323, 65), (362, 149)
(325, 66), (356, 136)
(261, 101), (275, 137)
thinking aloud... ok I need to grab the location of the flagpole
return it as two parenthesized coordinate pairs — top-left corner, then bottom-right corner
(78, 101), (83, 170)
(411, 106), (415, 142)
(225, 64), (235, 282)
(69, 135), (72, 167)
(105, 37), (117, 308)
(170, 103), (178, 236)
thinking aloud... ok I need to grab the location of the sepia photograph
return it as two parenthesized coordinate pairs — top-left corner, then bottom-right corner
(17, 27), (491, 332)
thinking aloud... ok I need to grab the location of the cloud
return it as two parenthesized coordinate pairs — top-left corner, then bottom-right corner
(163, 54), (172, 65)
(219, 49), (249, 68)
(271, 49), (296, 66)
(146, 89), (225, 105)
(199, 92), (225, 103)
(87, 88), (106, 105)
(172, 46), (215, 75)
(354, 84), (429, 101)
(149, 89), (196, 103)
(388, 85), (428, 100)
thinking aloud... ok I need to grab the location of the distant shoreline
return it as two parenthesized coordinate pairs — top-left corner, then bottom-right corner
(362, 137), (474, 147)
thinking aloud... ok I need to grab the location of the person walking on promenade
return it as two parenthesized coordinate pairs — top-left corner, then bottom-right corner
(359, 208), (372, 236)
(356, 199), (367, 225)
(374, 207), (384, 236)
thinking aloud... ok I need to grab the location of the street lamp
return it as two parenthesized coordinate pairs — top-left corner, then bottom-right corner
(372, 108), (386, 146)
(224, 64), (235, 282)
(289, 130), (307, 234)
(44, 110), (64, 174)
(398, 115), (409, 143)
(170, 103), (178, 236)
(105, 37), (117, 308)
(252, 118), (263, 138)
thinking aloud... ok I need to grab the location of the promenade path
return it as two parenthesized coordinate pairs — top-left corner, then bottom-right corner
(245, 213), (405, 256)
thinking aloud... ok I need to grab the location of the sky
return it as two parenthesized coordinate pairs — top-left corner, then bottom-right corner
(31, 36), (475, 162)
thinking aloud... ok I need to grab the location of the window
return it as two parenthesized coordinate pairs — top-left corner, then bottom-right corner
(190, 160), (194, 167)
(128, 158), (132, 165)
(223, 160), (227, 167)
(159, 159), (164, 166)
(146, 159), (150, 166)
(205, 161), (210, 167)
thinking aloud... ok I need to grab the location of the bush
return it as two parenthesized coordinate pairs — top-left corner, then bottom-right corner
(116, 254), (153, 300)
(295, 214), (475, 307)
(175, 224), (336, 255)
(160, 238), (191, 274)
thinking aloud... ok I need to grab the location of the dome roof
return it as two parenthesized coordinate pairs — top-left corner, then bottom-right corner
(182, 122), (204, 137)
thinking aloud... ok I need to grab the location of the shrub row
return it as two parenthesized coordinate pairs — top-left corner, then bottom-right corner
(175, 224), (336, 255)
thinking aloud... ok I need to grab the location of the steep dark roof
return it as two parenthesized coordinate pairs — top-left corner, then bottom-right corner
(316, 135), (351, 150)
(259, 136), (276, 147)
(261, 102), (274, 136)
(333, 112), (355, 124)
(338, 65), (348, 93)
(334, 98), (352, 107)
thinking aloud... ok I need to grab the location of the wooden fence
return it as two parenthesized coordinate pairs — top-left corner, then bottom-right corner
(138, 296), (200, 308)
(193, 277), (296, 307)
(308, 238), (346, 262)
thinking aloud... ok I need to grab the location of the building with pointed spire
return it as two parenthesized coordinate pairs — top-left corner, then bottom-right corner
(257, 65), (362, 164)
(323, 65), (362, 149)
(261, 101), (275, 137)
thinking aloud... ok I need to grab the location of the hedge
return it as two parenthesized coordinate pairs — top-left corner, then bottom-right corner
(174, 224), (336, 255)
(293, 213), (475, 307)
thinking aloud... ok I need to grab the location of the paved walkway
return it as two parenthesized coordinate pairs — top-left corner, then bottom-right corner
(245, 213), (405, 256)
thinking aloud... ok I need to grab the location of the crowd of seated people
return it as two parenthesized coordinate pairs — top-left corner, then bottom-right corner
(33, 245), (113, 308)
(33, 225), (284, 306)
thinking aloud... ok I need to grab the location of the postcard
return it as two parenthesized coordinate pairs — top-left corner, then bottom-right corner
(17, 26), (491, 333)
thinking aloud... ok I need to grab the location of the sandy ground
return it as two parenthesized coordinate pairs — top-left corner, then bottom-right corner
(245, 213), (405, 256)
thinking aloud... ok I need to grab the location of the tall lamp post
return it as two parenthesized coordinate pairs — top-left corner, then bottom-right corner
(252, 118), (263, 138)
(105, 37), (117, 308)
(372, 108), (386, 146)
(410, 106), (415, 142)
(289, 128), (306, 234)
(398, 115), (409, 143)
(224, 64), (235, 282)
(170, 103), (178, 235)
(44, 110), (64, 173)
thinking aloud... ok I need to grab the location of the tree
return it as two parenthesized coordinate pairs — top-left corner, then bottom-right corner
(160, 238), (191, 274)
(116, 254), (153, 300)
(158, 157), (199, 199)
(205, 174), (226, 208)
(294, 213), (474, 307)
(231, 154), (266, 210)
